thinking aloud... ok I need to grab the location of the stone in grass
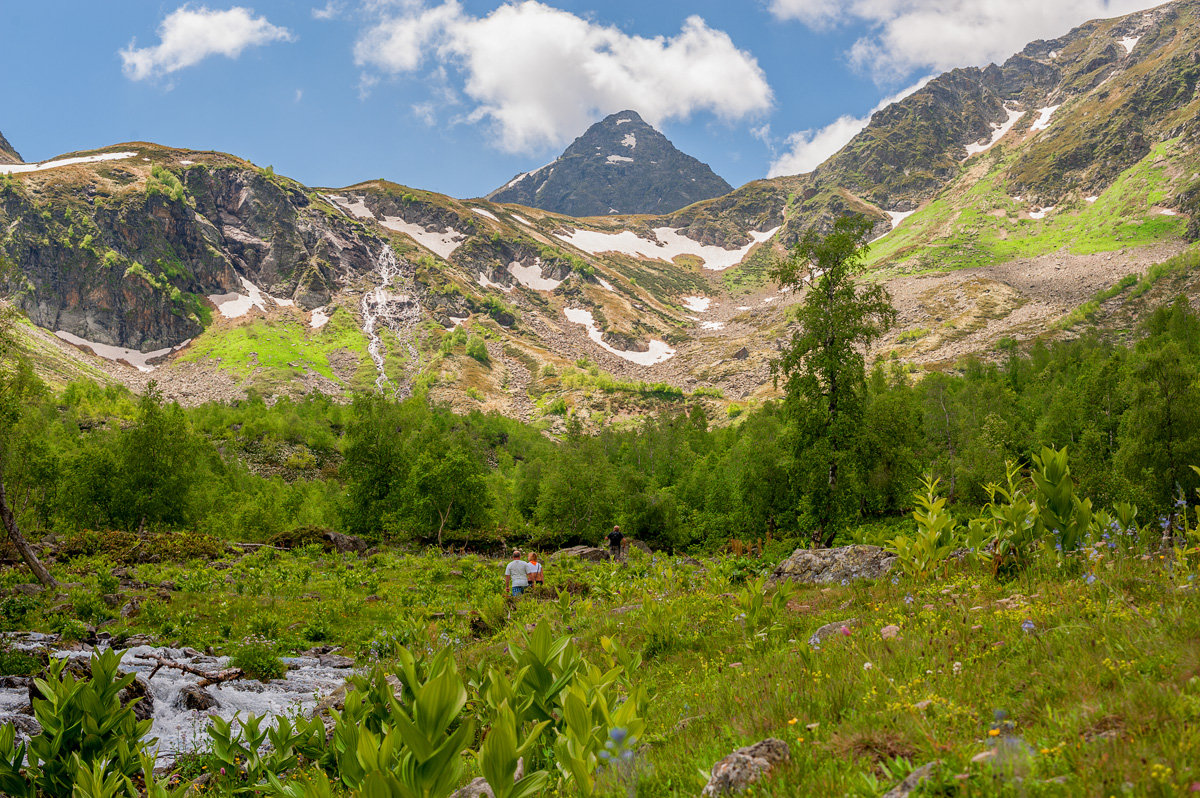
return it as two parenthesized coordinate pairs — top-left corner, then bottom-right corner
(701, 738), (790, 796)
(883, 761), (938, 797)
(807, 618), (858, 647)
(552, 545), (610, 562)
(768, 545), (896, 587)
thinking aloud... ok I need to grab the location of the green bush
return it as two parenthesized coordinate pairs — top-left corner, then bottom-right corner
(0, 595), (38, 631)
(232, 641), (287, 682)
(0, 650), (41, 677)
(466, 335), (490, 363)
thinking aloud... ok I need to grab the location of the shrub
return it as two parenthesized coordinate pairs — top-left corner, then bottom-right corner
(466, 335), (490, 363)
(0, 649), (42, 677)
(302, 613), (332, 643)
(231, 641), (287, 682)
(0, 595), (38, 631)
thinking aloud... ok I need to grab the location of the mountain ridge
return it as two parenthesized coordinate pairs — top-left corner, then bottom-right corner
(487, 110), (733, 217)
(2, 0), (1200, 423)
(0, 129), (21, 164)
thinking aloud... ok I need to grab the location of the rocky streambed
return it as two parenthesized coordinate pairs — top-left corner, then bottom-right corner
(0, 633), (355, 761)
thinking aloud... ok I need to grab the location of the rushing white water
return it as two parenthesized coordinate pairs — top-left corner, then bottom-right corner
(0, 642), (353, 762)
(361, 245), (421, 395)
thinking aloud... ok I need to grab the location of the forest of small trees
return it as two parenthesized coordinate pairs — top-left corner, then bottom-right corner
(1, 218), (1198, 557)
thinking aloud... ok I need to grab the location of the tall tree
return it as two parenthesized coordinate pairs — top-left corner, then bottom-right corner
(771, 215), (896, 545)
(0, 304), (57, 586)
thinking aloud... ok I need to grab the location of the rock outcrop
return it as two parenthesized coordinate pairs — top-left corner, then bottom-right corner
(552, 545), (611, 562)
(0, 157), (384, 351)
(0, 129), (21, 164)
(768, 545), (896, 586)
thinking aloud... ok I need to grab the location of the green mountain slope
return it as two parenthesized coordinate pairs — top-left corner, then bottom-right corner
(3, 1), (1200, 417)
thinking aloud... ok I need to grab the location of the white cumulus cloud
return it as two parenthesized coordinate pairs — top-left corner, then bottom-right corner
(768, 75), (932, 177)
(354, 1), (773, 153)
(769, 0), (1162, 77)
(121, 5), (294, 81)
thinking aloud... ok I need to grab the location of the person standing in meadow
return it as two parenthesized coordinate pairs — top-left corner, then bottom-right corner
(606, 525), (624, 561)
(527, 552), (544, 589)
(504, 549), (531, 596)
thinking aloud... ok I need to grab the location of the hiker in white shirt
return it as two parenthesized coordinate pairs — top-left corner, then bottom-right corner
(504, 549), (532, 596)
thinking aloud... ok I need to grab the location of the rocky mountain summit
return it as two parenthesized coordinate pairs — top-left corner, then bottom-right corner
(487, 111), (733, 217)
(0, 129), (21, 164)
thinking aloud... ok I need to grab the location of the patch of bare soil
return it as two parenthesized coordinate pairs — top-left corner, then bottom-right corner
(877, 243), (1186, 365)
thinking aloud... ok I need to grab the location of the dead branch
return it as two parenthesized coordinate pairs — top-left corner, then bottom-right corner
(134, 653), (246, 687)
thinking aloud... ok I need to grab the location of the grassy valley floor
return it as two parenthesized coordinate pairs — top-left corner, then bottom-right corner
(4, 538), (1198, 796)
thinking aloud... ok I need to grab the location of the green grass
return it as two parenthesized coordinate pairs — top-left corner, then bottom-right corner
(18, 530), (1200, 795)
(866, 140), (1191, 274)
(179, 306), (375, 388)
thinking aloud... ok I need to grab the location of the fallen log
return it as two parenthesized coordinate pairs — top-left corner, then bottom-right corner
(134, 653), (246, 687)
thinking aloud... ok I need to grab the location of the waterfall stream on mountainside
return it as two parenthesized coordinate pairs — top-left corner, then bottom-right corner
(360, 244), (421, 396)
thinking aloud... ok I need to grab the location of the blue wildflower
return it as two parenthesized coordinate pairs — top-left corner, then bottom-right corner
(609, 727), (627, 746)
(1085, 574), (1096, 585)
(1021, 618), (1036, 634)
(904, 594), (914, 605)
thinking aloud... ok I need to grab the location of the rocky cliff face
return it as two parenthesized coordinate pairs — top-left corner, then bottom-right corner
(487, 111), (733, 217)
(0, 152), (384, 351)
(0, 129), (21, 164)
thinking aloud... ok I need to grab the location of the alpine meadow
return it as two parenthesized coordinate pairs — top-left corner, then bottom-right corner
(4, 0), (1200, 796)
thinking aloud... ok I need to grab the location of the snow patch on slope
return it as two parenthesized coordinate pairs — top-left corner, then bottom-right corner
(555, 226), (779, 271)
(209, 276), (269, 319)
(472, 208), (499, 221)
(622, 134), (636, 149)
(507, 259), (562, 291)
(563, 308), (674, 366)
(964, 107), (1025, 158)
(682, 296), (712, 313)
(379, 217), (465, 259)
(55, 331), (187, 372)
(1030, 106), (1060, 132)
(606, 155), (634, 165)
(1120, 36), (1140, 54)
(0, 151), (138, 175)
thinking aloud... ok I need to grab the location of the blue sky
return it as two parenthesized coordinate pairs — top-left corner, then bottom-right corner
(0, 1), (1158, 198)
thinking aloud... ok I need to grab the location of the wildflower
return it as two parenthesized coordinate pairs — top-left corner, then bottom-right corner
(952, 661), (963, 674)
(609, 727), (627, 745)
(863, 661), (873, 670)
(891, 576), (899, 585)
(839, 626), (852, 636)
(841, 578), (849, 586)
(988, 729), (1000, 737)
(1021, 618), (1036, 634)
(788, 718), (798, 725)
(904, 594), (914, 605)
(1085, 574), (1096, 585)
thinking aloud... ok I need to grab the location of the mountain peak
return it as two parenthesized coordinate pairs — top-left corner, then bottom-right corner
(487, 111), (732, 216)
(0, 129), (22, 165)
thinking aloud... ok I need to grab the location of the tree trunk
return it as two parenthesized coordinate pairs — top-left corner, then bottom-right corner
(0, 477), (57, 588)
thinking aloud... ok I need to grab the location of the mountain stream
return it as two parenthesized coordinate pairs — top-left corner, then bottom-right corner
(0, 637), (352, 762)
